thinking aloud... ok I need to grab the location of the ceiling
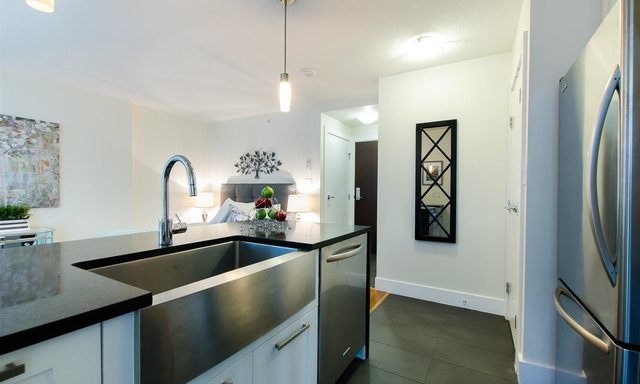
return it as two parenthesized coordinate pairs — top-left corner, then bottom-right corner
(325, 105), (379, 128)
(0, 0), (522, 122)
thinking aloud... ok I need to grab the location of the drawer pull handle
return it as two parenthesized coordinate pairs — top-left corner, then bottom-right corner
(0, 362), (26, 382)
(326, 245), (363, 263)
(275, 323), (310, 351)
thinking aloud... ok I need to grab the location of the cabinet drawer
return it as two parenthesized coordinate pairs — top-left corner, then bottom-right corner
(253, 307), (318, 384)
(0, 325), (101, 384)
(207, 353), (252, 384)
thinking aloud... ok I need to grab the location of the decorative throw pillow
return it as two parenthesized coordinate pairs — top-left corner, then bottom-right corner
(226, 207), (252, 222)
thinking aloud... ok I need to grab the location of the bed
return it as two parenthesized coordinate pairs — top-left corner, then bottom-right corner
(209, 182), (297, 224)
(219, 183), (296, 211)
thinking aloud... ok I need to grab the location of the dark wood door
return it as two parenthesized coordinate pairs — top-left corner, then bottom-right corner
(354, 141), (378, 254)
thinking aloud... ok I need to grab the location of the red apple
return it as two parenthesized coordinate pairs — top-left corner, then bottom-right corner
(255, 197), (272, 208)
(274, 209), (287, 222)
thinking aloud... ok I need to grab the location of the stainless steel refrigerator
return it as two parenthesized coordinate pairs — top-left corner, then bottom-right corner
(556, 1), (640, 383)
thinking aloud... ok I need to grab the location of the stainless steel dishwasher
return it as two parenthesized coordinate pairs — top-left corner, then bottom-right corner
(319, 234), (367, 384)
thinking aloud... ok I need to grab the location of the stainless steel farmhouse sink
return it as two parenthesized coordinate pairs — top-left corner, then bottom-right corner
(89, 241), (317, 384)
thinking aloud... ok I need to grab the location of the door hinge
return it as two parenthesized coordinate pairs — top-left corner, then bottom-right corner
(509, 116), (514, 129)
(506, 282), (511, 295)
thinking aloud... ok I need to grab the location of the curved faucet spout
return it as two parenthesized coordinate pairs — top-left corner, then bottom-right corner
(159, 155), (198, 246)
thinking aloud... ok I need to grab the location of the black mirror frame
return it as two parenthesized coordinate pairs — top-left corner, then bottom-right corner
(415, 119), (457, 243)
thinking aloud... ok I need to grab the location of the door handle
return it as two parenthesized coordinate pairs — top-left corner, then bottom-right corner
(587, 65), (620, 285)
(327, 195), (335, 200)
(275, 323), (311, 351)
(554, 287), (610, 354)
(326, 244), (363, 262)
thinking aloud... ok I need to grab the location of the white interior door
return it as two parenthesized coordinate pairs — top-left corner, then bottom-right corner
(506, 43), (526, 353)
(323, 131), (350, 224)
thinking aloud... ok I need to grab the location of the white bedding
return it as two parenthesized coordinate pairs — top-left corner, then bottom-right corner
(208, 198), (255, 223)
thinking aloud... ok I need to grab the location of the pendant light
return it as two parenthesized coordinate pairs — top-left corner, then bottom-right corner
(25, 0), (55, 13)
(279, 0), (293, 112)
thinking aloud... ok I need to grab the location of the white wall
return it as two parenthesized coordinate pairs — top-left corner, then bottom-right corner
(517, 0), (603, 381)
(132, 104), (213, 228)
(0, 69), (215, 241)
(351, 124), (378, 142)
(208, 104), (351, 222)
(0, 69), (134, 241)
(377, 52), (511, 315)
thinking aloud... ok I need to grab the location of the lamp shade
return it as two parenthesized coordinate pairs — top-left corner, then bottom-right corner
(195, 192), (215, 208)
(287, 194), (311, 213)
(279, 73), (291, 112)
(25, 0), (54, 12)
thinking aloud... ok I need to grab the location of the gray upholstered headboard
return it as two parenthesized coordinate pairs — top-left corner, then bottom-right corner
(220, 183), (296, 211)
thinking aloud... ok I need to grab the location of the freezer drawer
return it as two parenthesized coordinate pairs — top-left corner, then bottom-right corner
(319, 234), (367, 384)
(555, 281), (640, 383)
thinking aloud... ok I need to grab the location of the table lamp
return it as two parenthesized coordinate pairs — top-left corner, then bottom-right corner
(195, 192), (215, 222)
(287, 194), (312, 222)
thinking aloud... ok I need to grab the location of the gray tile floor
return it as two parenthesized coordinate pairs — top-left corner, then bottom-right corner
(337, 294), (518, 384)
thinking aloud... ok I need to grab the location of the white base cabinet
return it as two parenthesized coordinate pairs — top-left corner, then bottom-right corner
(207, 353), (253, 384)
(253, 307), (318, 384)
(0, 325), (101, 384)
(192, 305), (318, 384)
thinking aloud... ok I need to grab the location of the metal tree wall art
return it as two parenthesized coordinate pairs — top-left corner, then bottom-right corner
(235, 151), (283, 179)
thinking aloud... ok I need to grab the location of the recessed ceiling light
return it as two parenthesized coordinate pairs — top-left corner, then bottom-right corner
(357, 110), (378, 125)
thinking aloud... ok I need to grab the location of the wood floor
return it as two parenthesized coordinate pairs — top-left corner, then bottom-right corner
(369, 287), (389, 313)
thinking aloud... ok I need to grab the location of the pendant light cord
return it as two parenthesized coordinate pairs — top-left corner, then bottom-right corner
(283, 0), (287, 74)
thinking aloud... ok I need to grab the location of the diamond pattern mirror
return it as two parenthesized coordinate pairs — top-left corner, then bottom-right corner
(415, 119), (457, 242)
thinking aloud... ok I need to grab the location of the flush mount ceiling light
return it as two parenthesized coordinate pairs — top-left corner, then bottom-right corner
(357, 110), (379, 125)
(279, 0), (295, 113)
(25, 0), (54, 13)
(404, 34), (448, 59)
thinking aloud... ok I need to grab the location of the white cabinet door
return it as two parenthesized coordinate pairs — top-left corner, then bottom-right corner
(207, 353), (252, 384)
(253, 307), (318, 384)
(0, 325), (101, 384)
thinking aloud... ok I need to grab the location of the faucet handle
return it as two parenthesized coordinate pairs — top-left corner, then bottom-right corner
(171, 213), (188, 234)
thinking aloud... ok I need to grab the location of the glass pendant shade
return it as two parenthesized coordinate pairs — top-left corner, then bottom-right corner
(279, 73), (291, 112)
(25, 0), (54, 13)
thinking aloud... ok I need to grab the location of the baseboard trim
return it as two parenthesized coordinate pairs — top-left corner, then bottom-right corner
(375, 277), (506, 316)
(517, 353), (558, 384)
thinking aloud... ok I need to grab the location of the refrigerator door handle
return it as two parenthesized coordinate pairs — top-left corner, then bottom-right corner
(555, 287), (611, 354)
(587, 65), (620, 285)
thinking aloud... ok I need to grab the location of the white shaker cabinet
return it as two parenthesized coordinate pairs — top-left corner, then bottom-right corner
(0, 324), (101, 384)
(252, 307), (318, 384)
(207, 353), (252, 384)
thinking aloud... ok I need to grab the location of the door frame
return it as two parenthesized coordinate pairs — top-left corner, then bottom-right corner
(320, 114), (355, 223)
(505, 31), (529, 364)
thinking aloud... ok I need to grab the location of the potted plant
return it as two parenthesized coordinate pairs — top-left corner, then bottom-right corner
(0, 204), (31, 232)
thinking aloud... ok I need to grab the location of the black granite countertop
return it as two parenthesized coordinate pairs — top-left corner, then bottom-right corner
(0, 222), (368, 355)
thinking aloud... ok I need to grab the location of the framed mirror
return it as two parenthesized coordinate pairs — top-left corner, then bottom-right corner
(415, 119), (457, 242)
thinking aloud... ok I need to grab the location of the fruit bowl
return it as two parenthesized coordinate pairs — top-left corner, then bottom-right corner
(240, 186), (292, 235)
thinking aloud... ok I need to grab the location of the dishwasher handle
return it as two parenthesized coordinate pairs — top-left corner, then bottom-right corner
(326, 244), (363, 263)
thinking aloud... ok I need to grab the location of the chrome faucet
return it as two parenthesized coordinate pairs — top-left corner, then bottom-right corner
(159, 155), (197, 246)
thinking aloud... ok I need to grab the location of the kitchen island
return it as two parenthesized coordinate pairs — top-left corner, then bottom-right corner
(0, 221), (369, 383)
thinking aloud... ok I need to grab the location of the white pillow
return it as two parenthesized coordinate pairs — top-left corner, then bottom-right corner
(208, 198), (233, 223)
(208, 198), (255, 223)
(227, 207), (252, 222)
